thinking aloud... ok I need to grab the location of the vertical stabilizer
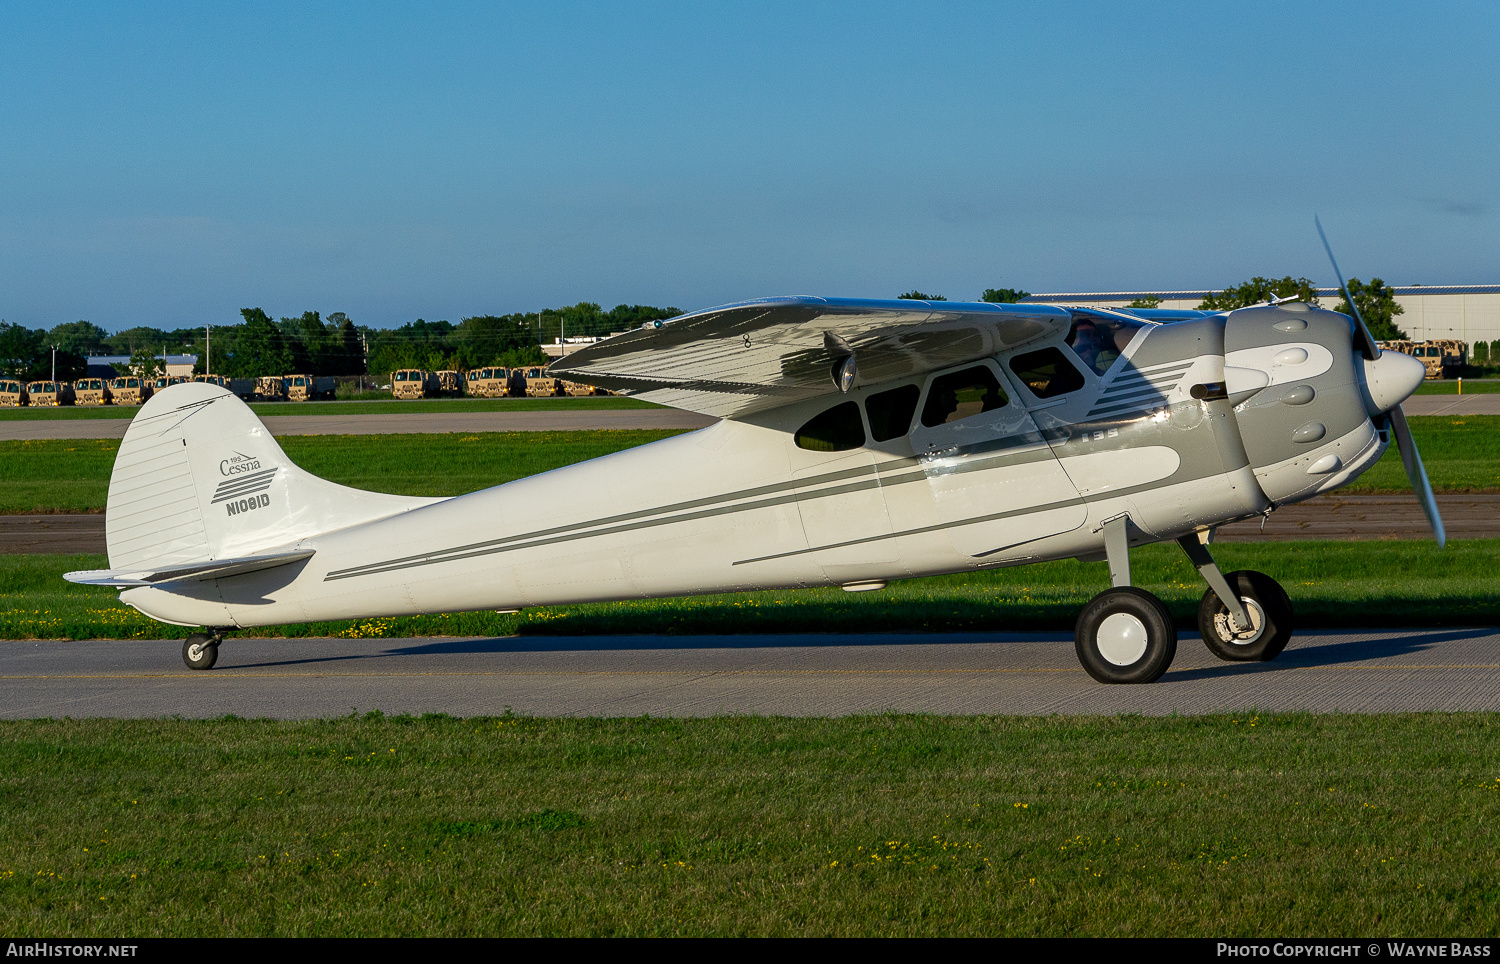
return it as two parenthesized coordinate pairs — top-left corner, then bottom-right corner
(105, 383), (443, 571)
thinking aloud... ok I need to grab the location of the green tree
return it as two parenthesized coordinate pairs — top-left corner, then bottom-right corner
(897, 290), (946, 301)
(46, 320), (108, 356)
(980, 287), (1029, 303)
(103, 326), (184, 356)
(1125, 295), (1163, 309)
(1198, 277), (1320, 311)
(326, 313), (365, 376)
(454, 314), (543, 369)
(225, 308), (293, 378)
(0, 323), (86, 380)
(123, 348), (164, 379)
(1331, 278), (1408, 340)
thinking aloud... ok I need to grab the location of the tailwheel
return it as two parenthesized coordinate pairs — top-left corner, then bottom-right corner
(1074, 587), (1177, 684)
(182, 632), (219, 671)
(1197, 570), (1294, 662)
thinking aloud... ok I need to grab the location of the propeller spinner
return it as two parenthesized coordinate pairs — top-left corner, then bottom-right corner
(1317, 215), (1446, 547)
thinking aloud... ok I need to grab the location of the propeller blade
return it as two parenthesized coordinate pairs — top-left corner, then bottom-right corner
(1389, 404), (1446, 548)
(1315, 215), (1381, 361)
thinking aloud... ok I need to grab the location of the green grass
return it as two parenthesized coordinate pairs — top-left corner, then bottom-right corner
(0, 430), (684, 513)
(0, 396), (658, 420)
(1342, 415), (1500, 492)
(0, 713), (1497, 936)
(1416, 379), (1500, 394)
(8, 540), (1496, 640)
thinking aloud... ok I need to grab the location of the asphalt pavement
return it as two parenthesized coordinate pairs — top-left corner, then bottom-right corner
(2, 627), (1497, 718)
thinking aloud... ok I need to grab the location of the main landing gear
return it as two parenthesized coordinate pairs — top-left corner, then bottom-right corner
(1073, 516), (1295, 684)
(182, 628), (231, 670)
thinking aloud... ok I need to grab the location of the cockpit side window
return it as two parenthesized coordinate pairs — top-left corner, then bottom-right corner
(920, 366), (1009, 428)
(865, 384), (920, 442)
(1065, 312), (1147, 376)
(1008, 348), (1087, 399)
(795, 401), (866, 452)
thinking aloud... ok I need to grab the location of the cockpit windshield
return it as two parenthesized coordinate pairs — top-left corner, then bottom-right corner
(1065, 311), (1151, 376)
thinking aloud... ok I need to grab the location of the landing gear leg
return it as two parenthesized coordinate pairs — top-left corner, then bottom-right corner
(1074, 516), (1178, 684)
(182, 628), (229, 671)
(1177, 533), (1294, 662)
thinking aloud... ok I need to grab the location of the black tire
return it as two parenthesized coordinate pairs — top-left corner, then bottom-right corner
(182, 634), (218, 671)
(1197, 570), (1294, 662)
(1074, 587), (1178, 684)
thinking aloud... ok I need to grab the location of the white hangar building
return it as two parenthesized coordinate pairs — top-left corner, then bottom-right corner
(1022, 286), (1500, 345)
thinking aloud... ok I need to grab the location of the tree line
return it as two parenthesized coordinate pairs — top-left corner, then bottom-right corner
(0, 280), (1423, 382)
(0, 302), (682, 381)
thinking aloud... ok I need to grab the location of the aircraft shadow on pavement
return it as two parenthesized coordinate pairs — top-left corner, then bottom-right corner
(1162, 627), (1493, 683)
(223, 630), (1072, 669)
(218, 627), (1491, 672)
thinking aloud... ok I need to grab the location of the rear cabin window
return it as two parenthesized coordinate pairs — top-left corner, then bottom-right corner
(920, 367), (1009, 428)
(795, 401), (866, 451)
(865, 384), (921, 442)
(1008, 348), (1086, 399)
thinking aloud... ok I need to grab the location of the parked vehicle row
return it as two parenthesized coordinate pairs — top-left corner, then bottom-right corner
(0, 372), (337, 406)
(401, 366), (610, 399)
(0, 367), (610, 406)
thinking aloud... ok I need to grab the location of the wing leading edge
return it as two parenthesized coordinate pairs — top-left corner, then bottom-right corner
(548, 297), (1073, 418)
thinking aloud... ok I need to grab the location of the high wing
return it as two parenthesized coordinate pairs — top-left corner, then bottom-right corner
(548, 296), (1073, 418)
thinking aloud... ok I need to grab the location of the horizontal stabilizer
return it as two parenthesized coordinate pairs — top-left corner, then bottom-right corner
(65, 549), (317, 588)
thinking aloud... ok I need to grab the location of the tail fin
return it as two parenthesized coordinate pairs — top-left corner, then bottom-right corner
(97, 382), (441, 575)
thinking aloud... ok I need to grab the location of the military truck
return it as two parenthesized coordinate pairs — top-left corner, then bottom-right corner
(391, 369), (438, 399)
(465, 367), (511, 397)
(1377, 339), (1467, 379)
(26, 381), (74, 406)
(254, 376), (289, 401)
(435, 370), (465, 397)
(152, 375), (190, 392)
(192, 373), (256, 400)
(74, 378), (112, 405)
(0, 379), (28, 406)
(108, 377), (152, 405)
(521, 366), (564, 397)
(561, 378), (606, 396)
(285, 374), (336, 401)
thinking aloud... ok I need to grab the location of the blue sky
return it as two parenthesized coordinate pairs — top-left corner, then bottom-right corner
(1, 1), (1495, 331)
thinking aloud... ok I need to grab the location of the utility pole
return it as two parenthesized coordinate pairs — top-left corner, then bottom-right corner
(205, 325), (211, 377)
(51, 345), (56, 383)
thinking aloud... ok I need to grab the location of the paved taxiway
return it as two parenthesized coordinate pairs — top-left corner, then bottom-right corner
(3, 628), (1498, 718)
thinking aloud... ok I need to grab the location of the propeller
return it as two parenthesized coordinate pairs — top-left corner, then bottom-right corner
(1316, 215), (1446, 548)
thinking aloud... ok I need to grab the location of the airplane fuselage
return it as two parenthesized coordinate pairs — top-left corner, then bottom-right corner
(117, 303), (1389, 630)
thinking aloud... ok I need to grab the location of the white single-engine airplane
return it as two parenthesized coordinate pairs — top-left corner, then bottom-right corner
(67, 233), (1444, 683)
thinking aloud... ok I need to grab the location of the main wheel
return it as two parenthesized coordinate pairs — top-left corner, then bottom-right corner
(182, 634), (219, 671)
(1197, 570), (1294, 662)
(1074, 587), (1178, 684)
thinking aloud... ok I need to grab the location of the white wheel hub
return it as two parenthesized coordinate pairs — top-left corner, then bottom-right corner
(187, 642), (206, 661)
(1097, 612), (1149, 665)
(1214, 597), (1266, 645)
